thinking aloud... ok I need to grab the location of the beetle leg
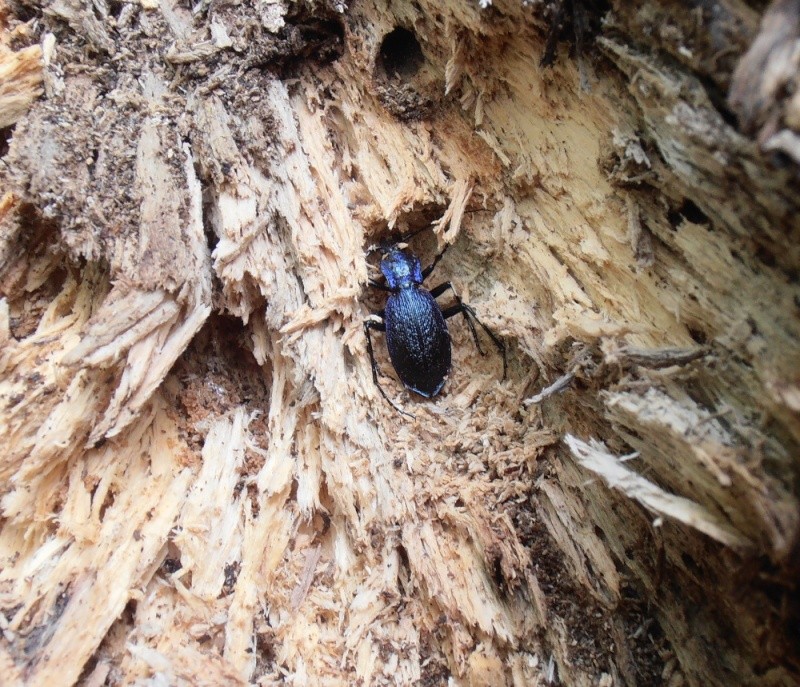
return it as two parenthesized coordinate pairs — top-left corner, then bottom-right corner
(430, 282), (483, 353)
(369, 279), (394, 292)
(363, 317), (415, 418)
(434, 282), (508, 380)
(421, 243), (450, 280)
(363, 316), (386, 381)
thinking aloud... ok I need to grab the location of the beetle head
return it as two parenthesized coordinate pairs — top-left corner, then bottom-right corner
(380, 246), (423, 289)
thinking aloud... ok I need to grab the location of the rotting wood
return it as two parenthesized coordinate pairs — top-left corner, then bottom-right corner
(565, 434), (753, 551)
(0, 43), (41, 129)
(0, 0), (799, 686)
(0, 5), (43, 130)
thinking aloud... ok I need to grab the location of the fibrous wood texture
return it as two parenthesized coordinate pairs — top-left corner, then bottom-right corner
(1, 0), (799, 685)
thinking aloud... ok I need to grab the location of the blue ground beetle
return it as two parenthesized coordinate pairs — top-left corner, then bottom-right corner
(363, 231), (507, 416)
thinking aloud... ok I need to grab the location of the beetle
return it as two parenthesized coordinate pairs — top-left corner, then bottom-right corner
(363, 230), (507, 416)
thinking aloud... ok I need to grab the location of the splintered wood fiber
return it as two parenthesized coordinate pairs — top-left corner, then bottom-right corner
(0, 0), (799, 686)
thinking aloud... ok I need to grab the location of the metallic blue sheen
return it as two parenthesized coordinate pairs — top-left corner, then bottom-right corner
(365, 235), (505, 415)
(380, 247), (424, 290)
(384, 285), (451, 397)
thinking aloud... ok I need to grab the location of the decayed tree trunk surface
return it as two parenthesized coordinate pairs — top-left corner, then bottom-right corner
(1, 0), (799, 684)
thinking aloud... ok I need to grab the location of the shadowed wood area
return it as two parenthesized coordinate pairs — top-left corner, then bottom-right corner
(0, 0), (799, 685)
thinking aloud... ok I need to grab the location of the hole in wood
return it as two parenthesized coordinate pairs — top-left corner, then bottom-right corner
(0, 126), (11, 158)
(378, 27), (425, 79)
(681, 551), (701, 577)
(667, 198), (709, 229)
(687, 326), (708, 345)
(755, 244), (777, 268)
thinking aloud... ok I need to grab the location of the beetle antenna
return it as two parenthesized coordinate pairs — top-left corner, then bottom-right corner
(367, 208), (490, 255)
(397, 223), (435, 244)
(397, 208), (489, 243)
